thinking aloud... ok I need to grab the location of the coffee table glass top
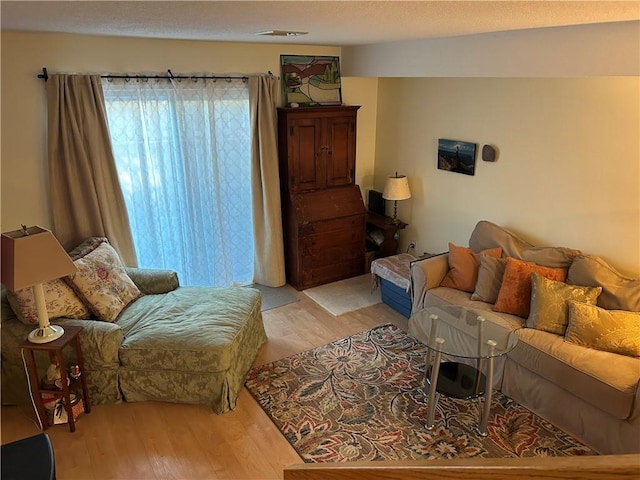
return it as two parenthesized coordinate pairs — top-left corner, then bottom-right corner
(409, 305), (519, 359)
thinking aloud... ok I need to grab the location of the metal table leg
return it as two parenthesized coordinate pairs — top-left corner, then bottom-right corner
(425, 337), (444, 430)
(477, 339), (497, 436)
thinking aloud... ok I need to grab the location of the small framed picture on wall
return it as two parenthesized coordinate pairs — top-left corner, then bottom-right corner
(437, 139), (477, 176)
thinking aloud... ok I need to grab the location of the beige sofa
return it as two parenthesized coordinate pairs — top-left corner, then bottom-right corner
(409, 220), (640, 455)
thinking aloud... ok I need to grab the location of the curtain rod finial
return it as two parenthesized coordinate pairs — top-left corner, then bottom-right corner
(37, 67), (48, 81)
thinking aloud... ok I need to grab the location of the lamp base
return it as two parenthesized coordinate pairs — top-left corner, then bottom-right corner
(28, 324), (65, 344)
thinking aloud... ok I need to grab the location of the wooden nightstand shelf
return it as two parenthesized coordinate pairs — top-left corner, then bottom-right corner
(366, 211), (408, 258)
(20, 325), (91, 432)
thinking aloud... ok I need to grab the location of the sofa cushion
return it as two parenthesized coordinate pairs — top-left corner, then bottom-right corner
(440, 243), (502, 293)
(471, 256), (506, 304)
(493, 258), (567, 318)
(125, 268), (180, 295)
(565, 301), (640, 357)
(521, 246), (581, 269)
(567, 255), (640, 312)
(527, 272), (602, 335)
(425, 287), (524, 332)
(468, 220), (533, 257)
(66, 241), (142, 322)
(118, 286), (263, 373)
(7, 279), (92, 325)
(468, 221), (580, 268)
(509, 328), (640, 420)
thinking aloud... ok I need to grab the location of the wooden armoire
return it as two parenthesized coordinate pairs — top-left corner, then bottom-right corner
(277, 105), (365, 290)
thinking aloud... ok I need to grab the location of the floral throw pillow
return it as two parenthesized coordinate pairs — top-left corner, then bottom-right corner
(7, 279), (92, 325)
(65, 241), (141, 322)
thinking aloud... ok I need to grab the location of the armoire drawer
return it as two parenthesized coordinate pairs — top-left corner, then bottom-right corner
(302, 242), (364, 268)
(301, 227), (364, 250)
(299, 215), (364, 236)
(302, 257), (364, 288)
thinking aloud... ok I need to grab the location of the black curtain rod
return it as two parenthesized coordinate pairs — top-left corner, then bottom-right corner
(37, 67), (270, 82)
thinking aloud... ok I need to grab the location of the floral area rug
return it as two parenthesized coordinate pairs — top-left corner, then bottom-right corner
(245, 324), (596, 462)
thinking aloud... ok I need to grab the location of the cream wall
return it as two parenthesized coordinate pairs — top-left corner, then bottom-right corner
(0, 32), (378, 232)
(3, 32), (638, 278)
(374, 77), (640, 277)
(343, 21), (640, 77)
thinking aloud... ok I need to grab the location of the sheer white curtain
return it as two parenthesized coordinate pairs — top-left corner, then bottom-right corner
(102, 77), (254, 287)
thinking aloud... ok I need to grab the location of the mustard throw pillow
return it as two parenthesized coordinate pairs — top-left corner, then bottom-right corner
(440, 243), (502, 293)
(527, 272), (602, 335)
(565, 301), (640, 357)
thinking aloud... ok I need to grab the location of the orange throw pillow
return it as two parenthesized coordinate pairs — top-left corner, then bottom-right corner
(440, 243), (502, 292)
(493, 257), (567, 318)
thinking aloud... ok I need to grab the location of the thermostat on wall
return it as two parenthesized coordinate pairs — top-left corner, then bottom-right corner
(482, 144), (496, 162)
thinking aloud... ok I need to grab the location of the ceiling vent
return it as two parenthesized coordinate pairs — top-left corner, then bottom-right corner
(255, 30), (308, 37)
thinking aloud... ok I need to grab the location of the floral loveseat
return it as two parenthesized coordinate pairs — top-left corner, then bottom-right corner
(409, 220), (640, 454)
(1, 237), (267, 414)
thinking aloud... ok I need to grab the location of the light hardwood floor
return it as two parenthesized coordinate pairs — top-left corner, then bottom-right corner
(1, 286), (408, 480)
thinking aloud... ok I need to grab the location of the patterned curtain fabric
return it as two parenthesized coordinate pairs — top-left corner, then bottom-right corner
(248, 76), (286, 287)
(46, 74), (138, 265)
(102, 76), (255, 287)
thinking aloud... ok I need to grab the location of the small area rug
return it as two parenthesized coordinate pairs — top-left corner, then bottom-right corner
(246, 324), (596, 462)
(302, 274), (381, 316)
(249, 284), (299, 311)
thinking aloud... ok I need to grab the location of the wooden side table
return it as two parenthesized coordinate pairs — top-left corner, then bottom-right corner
(366, 211), (408, 258)
(20, 325), (91, 432)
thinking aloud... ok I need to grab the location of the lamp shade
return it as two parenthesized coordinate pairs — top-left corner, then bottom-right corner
(1, 226), (77, 292)
(382, 175), (411, 201)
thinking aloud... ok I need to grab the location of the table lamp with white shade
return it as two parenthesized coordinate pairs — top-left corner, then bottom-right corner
(1, 225), (78, 343)
(383, 172), (411, 224)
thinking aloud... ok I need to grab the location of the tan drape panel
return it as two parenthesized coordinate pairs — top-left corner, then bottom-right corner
(46, 74), (137, 266)
(248, 76), (286, 286)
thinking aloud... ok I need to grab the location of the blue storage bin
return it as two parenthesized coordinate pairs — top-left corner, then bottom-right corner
(380, 278), (412, 318)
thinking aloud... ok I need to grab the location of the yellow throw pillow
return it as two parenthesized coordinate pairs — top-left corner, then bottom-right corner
(65, 241), (141, 322)
(493, 257), (567, 318)
(565, 301), (640, 357)
(440, 243), (502, 293)
(528, 272), (602, 335)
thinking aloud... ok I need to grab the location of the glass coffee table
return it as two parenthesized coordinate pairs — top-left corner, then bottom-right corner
(409, 305), (519, 436)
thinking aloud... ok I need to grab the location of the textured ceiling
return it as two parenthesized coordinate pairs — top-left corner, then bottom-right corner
(1, 1), (639, 46)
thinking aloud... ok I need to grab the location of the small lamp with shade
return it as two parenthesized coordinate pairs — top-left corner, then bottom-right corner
(1, 225), (77, 343)
(382, 172), (411, 225)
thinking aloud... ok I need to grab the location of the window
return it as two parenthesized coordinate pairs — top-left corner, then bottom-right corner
(102, 78), (254, 287)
